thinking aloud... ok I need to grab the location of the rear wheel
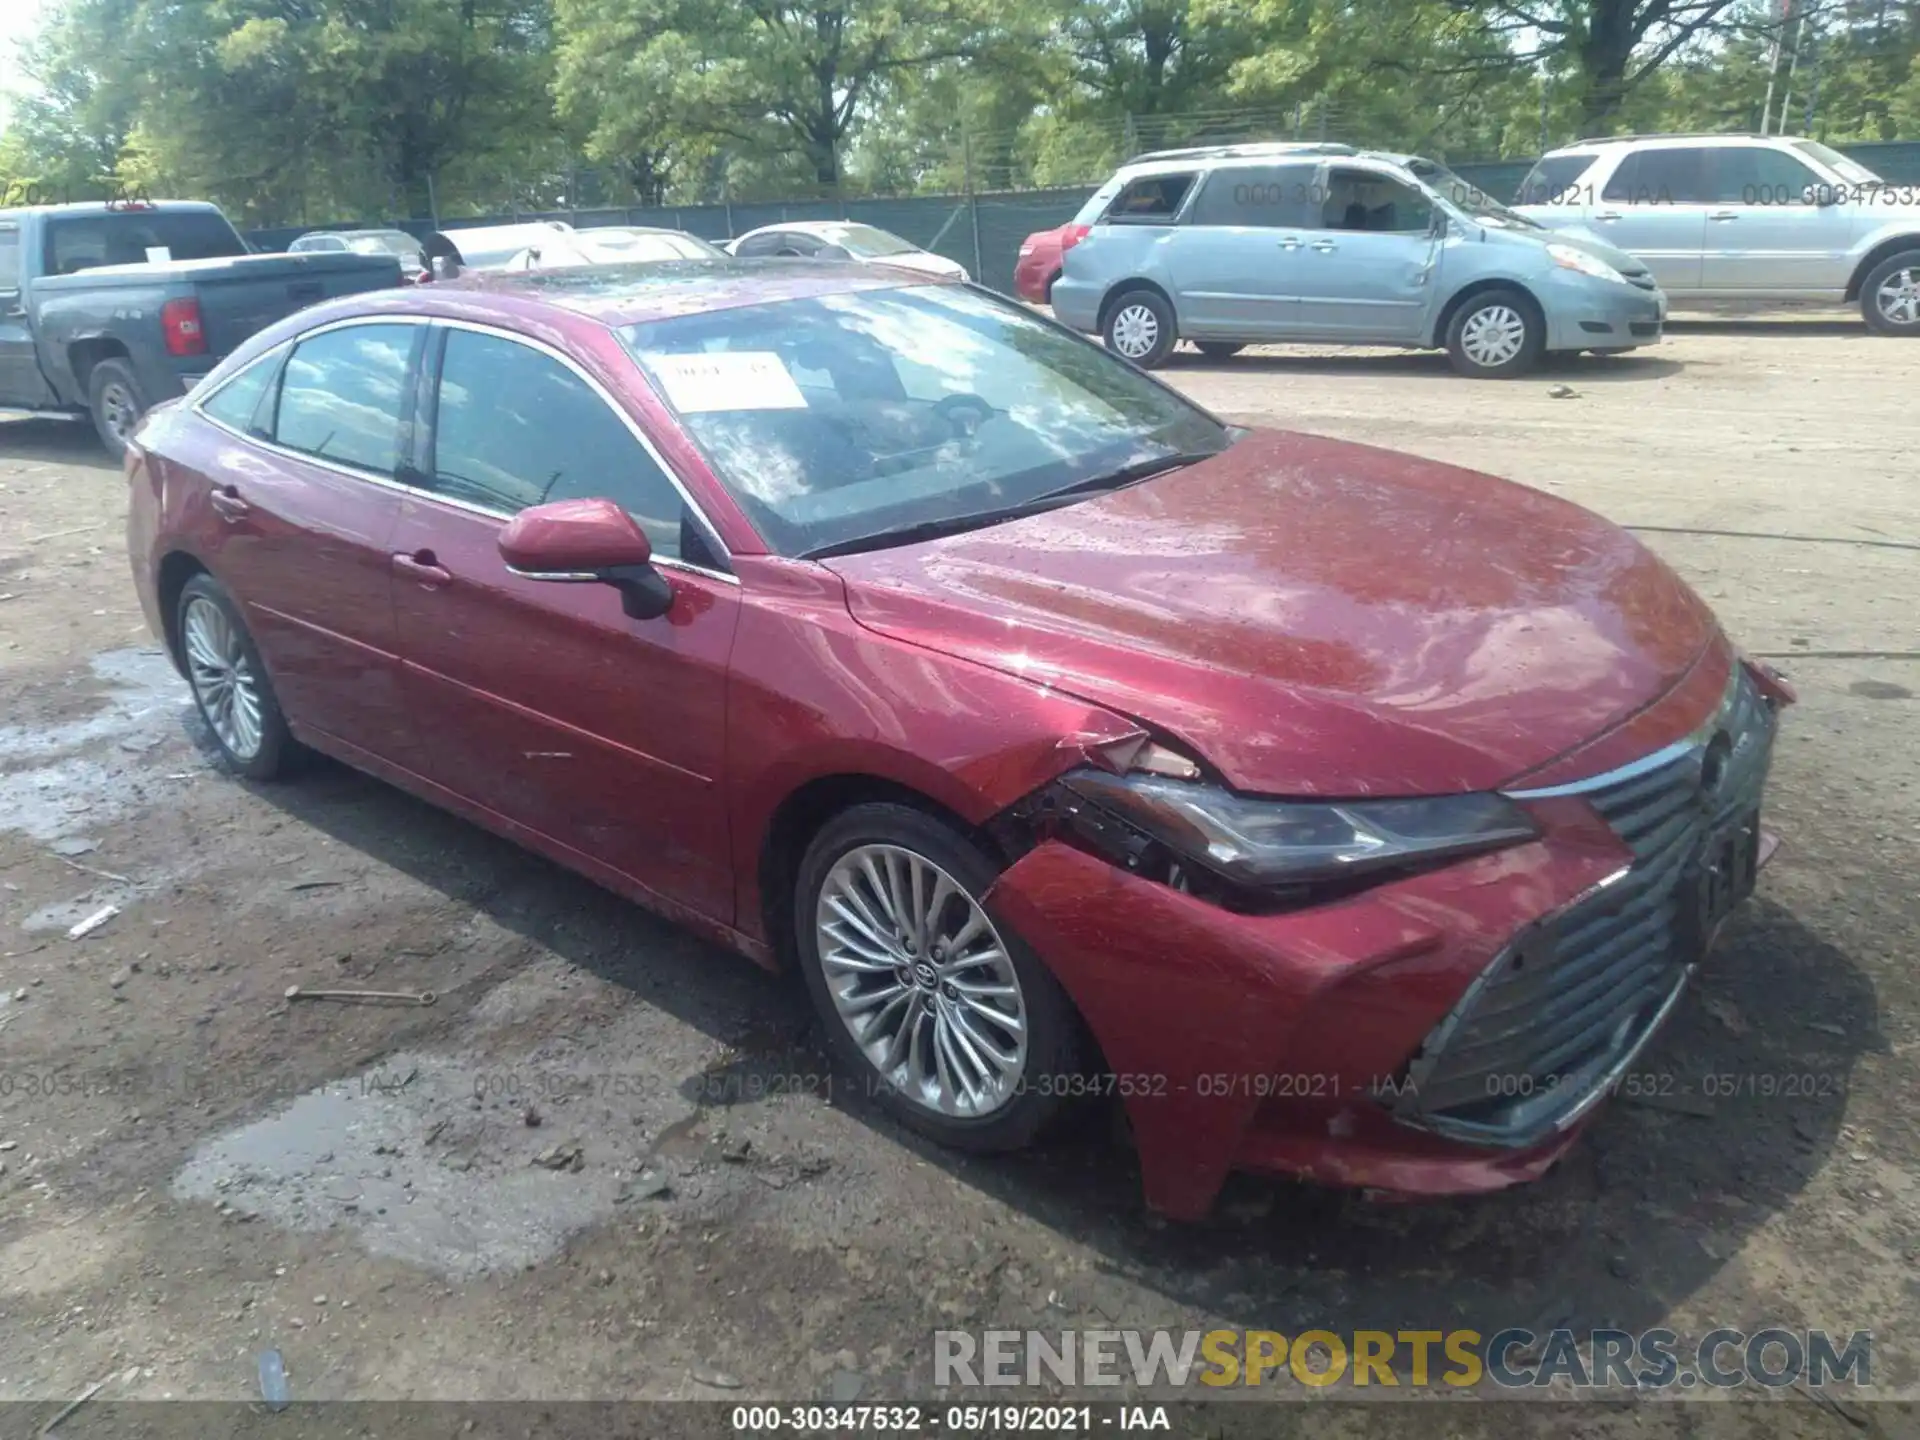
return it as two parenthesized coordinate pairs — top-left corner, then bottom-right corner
(1861, 249), (1920, 335)
(1102, 288), (1176, 368)
(1194, 341), (1244, 360)
(1444, 288), (1544, 378)
(88, 358), (146, 459)
(794, 803), (1083, 1152)
(177, 574), (298, 780)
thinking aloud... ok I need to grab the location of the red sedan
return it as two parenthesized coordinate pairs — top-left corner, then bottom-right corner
(126, 262), (1789, 1220)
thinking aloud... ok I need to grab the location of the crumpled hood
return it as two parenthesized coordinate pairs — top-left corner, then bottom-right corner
(824, 430), (1716, 797)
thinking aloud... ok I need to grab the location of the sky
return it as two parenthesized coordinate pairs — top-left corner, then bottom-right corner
(0, 0), (49, 105)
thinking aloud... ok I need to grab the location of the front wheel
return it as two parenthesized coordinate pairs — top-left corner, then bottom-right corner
(1860, 249), (1920, 335)
(794, 803), (1083, 1152)
(88, 358), (147, 459)
(1102, 289), (1176, 368)
(1444, 289), (1544, 378)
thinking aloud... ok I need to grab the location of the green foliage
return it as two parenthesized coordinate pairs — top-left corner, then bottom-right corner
(1, 0), (1915, 222)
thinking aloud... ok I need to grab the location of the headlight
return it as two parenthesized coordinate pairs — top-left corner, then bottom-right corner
(1053, 769), (1538, 892)
(1547, 243), (1629, 284)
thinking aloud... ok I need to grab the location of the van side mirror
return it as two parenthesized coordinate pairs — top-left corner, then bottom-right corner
(1429, 210), (1449, 237)
(498, 497), (674, 621)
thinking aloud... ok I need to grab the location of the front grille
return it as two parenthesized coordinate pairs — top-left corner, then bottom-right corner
(1392, 668), (1776, 1146)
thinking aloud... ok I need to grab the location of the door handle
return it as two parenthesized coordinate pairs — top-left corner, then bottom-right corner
(209, 486), (251, 523)
(392, 550), (452, 587)
(1277, 236), (1302, 250)
(1309, 240), (1338, 253)
(1593, 210), (1622, 222)
(1708, 210), (1739, 221)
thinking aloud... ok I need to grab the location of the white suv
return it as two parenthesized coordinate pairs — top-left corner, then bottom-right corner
(1514, 133), (1920, 333)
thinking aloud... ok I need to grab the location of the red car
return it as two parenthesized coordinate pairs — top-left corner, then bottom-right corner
(127, 262), (1790, 1220)
(1014, 222), (1088, 304)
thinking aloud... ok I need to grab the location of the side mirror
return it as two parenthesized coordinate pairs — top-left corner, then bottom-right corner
(1429, 210), (1449, 238)
(1805, 184), (1840, 207)
(497, 497), (674, 621)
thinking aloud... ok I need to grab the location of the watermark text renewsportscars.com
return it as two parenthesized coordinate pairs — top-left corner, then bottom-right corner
(935, 1327), (1872, 1391)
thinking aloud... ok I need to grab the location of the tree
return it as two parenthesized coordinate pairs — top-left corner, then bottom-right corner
(554, 0), (998, 190)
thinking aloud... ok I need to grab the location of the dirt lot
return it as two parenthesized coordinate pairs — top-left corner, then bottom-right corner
(0, 321), (1916, 1435)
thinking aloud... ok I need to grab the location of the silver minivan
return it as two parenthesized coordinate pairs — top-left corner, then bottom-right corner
(1050, 142), (1666, 377)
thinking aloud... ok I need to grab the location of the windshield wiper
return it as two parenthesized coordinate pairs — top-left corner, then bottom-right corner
(800, 449), (1221, 561)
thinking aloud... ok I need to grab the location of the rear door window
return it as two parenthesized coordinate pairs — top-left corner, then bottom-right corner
(1188, 164), (1320, 228)
(273, 323), (419, 476)
(1516, 154), (1598, 204)
(1604, 148), (1710, 205)
(1102, 173), (1196, 224)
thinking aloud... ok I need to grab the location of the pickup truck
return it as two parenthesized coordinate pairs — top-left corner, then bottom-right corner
(0, 200), (402, 455)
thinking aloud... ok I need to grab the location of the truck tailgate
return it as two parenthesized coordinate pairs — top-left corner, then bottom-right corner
(186, 253), (402, 354)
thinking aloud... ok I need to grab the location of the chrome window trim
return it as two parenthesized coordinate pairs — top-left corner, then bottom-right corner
(190, 312), (741, 589)
(1502, 665), (1742, 801)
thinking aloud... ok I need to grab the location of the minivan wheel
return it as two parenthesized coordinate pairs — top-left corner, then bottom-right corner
(794, 802), (1083, 1152)
(1445, 289), (1544, 378)
(1194, 341), (1244, 360)
(88, 358), (147, 459)
(1861, 249), (1920, 335)
(1103, 289), (1176, 367)
(176, 574), (298, 780)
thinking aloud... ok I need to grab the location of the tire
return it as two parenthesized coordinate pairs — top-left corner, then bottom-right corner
(1194, 341), (1244, 360)
(1860, 248), (1920, 335)
(87, 357), (147, 460)
(176, 573), (299, 780)
(793, 802), (1083, 1153)
(1102, 288), (1177, 368)
(1444, 288), (1544, 378)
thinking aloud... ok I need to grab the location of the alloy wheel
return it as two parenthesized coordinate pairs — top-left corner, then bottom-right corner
(98, 381), (138, 446)
(814, 843), (1029, 1117)
(1459, 304), (1527, 369)
(1875, 267), (1920, 327)
(182, 596), (264, 761)
(1109, 303), (1160, 359)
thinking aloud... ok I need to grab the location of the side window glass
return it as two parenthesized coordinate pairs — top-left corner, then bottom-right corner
(430, 328), (687, 560)
(0, 226), (19, 290)
(1318, 169), (1434, 233)
(1611, 148), (1707, 204)
(1188, 165), (1320, 228)
(1103, 173), (1196, 223)
(1601, 152), (1641, 202)
(274, 324), (416, 474)
(200, 351), (280, 435)
(1710, 147), (1819, 206)
(736, 233), (780, 258)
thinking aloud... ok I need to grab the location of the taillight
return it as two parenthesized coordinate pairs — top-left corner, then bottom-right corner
(1062, 224), (1090, 251)
(161, 297), (206, 357)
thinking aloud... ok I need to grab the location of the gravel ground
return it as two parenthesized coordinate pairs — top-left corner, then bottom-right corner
(0, 320), (1915, 1436)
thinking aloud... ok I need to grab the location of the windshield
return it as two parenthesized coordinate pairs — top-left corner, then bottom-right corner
(1791, 140), (1882, 186)
(1404, 157), (1542, 230)
(622, 284), (1228, 557)
(821, 224), (917, 258)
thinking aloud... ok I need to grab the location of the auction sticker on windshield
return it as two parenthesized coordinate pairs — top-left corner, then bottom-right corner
(645, 351), (807, 412)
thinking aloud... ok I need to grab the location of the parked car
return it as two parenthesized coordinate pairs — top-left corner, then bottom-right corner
(502, 226), (725, 271)
(423, 221), (575, 276)
(1014, 221), (1088, 304)
(0, 200), (402, 455)
(1050, 141), (1665, 376)
(290, 228), (430, 283)
(1513, 133), (1920, 334)
(726, 220), (968, 279)
(127, 262), (1789, 1220)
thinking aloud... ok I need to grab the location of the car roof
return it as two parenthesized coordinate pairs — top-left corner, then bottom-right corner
(333, 257), (954, 329)
(0, 199), (226, 219)
(737, 219), (885, 240)
(1545, 133), (1803, 155)
(300, 227), (418, 239)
